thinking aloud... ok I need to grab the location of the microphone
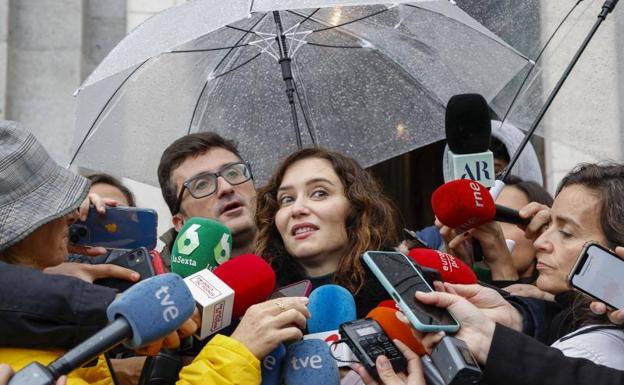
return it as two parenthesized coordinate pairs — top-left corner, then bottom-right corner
(184, 254), (275, 339)
(432, 179), (529, 233)
(9, 274), (195, 385)
(366, 307), (427, 356)
(213, 254), (276, 319)
(261, 344), (286, 385)
(170, 217), (232, 278)
(284, 339), (340, 385)
(407, 248), (477, 285)
(307, 285), (356, 333)
(377, 299), (398, 309)
(304, 285), (358, 368)
(445, 94), (495, 188)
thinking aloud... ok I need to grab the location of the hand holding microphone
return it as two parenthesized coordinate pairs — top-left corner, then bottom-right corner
(231, 297), (310, 359)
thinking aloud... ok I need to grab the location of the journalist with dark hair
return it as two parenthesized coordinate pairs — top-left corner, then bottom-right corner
(410, 162), (624, 385)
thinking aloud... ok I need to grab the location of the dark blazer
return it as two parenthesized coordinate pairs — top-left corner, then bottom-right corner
(483, 324), (624, 385)
(0, 261), (117, 349)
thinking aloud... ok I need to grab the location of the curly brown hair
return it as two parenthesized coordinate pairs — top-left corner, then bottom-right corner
(255, 148), (400, 294)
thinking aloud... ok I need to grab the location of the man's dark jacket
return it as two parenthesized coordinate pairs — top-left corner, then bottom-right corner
(0, 261), (117, 349)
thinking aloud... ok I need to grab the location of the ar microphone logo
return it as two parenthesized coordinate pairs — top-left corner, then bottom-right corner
(177, 224), (201, 255)
(461, 161), (492, 182)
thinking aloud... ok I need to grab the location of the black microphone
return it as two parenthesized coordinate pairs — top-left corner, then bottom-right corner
(494, 204), (530, 226)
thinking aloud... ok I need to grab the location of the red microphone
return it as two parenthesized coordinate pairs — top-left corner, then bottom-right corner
(377, 299), (398, 309)
(431, 179), (528, 233)
(214, 254), (276, 318)
(367, 306), (427, 356)
(408, 248), (477, 284)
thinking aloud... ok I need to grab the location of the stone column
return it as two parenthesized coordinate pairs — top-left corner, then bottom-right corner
(0, 0), (8, 119)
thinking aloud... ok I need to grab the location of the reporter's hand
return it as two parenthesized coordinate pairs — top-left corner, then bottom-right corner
(518, 202), (550, 241)
(589, 246), (624, 325)
(469, 222), (518, 281)
(504, 283), (555, 302)
(231, 297), (310, 359)
(134, 308), (200, 356)
(436, 219), (474, 266)
(44, 262), (140, 284)
(352, 340), (425, 385)
(434, 282), (523, 331)
(78, 192), (118, 221)
(413, 290), (495, 365)
(110, 357), (147, 385)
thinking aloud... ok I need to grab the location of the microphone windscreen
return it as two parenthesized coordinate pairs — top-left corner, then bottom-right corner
(307, 285), (356, 334)
(408, 249), (477, 284)
(214, 254), (276, 318)
(171, 217), (232, 278)
(106, 273), (195, 348)
(445, 94), (491, 154)
(431, 179), (495, 231)
(366, 307), (427, 356)
(261, 344), (286, 385)
(377, 299), (398, 309)
(284, 339), (340, 385)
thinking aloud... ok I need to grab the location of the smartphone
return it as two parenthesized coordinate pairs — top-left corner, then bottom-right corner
(568, 242), (624, 310)
(69, 206), (158, 250)
(363, 251), (460, 332)
(94, 247), (156, 291)
(269, 280), (313, 299)
(402, 228), (430, 249)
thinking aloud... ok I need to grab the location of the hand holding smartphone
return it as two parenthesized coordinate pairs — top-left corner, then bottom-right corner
(69, 206), (158, 250)
(568, 242), (624, 310)
(363, 251), (460, 332)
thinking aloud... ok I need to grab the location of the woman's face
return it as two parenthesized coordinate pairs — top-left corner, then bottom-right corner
(10, 211), (78, 269)
(534, 184), (607, 294)
(275, 157), (351, 270)
(496, 186), (535, 277)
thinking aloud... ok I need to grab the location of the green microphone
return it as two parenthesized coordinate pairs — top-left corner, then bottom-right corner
(170, 217), (232, 278)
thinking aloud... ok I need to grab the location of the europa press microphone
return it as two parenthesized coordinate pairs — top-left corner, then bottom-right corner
(8, 274), (194, 385)
(431, 179), (529, 233)
(407, 248), (478, 285)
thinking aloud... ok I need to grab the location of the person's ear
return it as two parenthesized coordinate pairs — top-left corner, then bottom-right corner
(172, 213), (186, 232)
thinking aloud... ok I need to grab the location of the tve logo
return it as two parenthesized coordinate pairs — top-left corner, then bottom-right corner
(289, 354), (324, 370)
(155, 285), (180, 322)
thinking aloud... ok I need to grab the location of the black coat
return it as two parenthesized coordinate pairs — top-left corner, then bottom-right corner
(483, 324), (624, 385)
(0, 261), (117, 349)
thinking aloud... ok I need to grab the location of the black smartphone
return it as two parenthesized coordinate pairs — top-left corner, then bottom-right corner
(94, 247), (156, 292)
(568, 242), (624, 310)
(269, 280), (313, 299)
(363, 251), (460, 332)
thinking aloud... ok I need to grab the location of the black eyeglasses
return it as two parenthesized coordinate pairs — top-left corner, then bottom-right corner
(173, 162), (253, 214)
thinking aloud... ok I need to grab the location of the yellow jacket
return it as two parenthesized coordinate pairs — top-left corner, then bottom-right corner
(1, 334), (260, 385)
(177, 334), (261, 385)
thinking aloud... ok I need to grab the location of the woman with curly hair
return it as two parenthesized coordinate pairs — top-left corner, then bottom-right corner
(256, 148), (400, 317)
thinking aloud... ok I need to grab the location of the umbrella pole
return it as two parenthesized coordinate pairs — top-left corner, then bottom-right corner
(501, 0), (620, 182)
(273, 11), (303, 149)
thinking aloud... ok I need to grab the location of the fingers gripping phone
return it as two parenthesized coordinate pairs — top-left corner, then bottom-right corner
(568, 242), (624, 310)
(69, 206), (158, 250)
(94, 247), (156, 291)
(363, 251), (460, 332)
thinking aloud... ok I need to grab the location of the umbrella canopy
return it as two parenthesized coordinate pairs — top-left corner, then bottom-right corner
(71, 0), (532, 184)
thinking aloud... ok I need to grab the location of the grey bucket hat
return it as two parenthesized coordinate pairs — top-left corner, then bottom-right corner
(0, 120), (90, 251)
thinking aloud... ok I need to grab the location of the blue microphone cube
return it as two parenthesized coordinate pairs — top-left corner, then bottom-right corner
(284, 339), (340, 385)
(107, 273), (195, 348)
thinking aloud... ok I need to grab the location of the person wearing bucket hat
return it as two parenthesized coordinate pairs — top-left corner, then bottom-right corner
(0, 121), (201, 384)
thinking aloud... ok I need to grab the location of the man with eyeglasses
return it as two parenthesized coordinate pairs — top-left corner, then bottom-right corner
(157, 132), (257, 266)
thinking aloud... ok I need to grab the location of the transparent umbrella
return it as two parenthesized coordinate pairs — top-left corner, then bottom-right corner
(70, 0), (533, 184)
